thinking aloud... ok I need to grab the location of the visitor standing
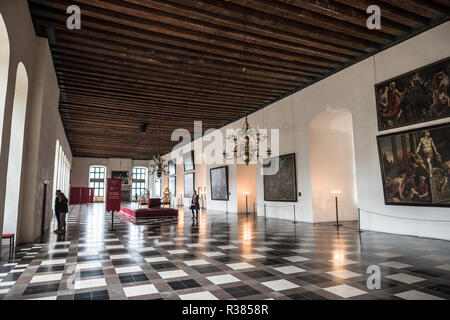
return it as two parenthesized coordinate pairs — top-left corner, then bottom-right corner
(53, 189), (61, 234)
(190, 191), (200, 220)
(58, 192), (69, 234)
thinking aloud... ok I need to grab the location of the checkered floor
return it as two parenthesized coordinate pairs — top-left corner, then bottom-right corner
(1, 203), (449, 300)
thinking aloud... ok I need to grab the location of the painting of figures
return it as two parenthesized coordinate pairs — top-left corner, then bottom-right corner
(263, 153), (297, 202)
(111, 171), (129, 185)
(210, 166), (229, 201)
(375, 58), (450, 131)
(377, 123), (450, 207)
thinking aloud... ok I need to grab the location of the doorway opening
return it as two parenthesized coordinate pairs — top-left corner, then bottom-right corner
(237, 164), (257, 216)
(309, 107), (358, 223)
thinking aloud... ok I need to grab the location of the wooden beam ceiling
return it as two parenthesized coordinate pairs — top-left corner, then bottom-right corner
(27, 0), (449, 159)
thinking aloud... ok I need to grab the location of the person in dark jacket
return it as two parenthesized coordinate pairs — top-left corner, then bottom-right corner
(190, 191), (200, 219)
(53, 190), (61, 234)
(57, 192), (69, 234)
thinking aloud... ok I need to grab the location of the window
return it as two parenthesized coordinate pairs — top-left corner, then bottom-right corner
(89, 166), (106, 197)
(0, 13), (10, 152)
(154, 178), (161, 198)
(132, 167), (147, 198)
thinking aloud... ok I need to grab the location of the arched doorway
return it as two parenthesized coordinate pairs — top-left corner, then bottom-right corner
(0, 13), (10, 151)
(309, 107), (358, 223)
(3, 62), (29, 237)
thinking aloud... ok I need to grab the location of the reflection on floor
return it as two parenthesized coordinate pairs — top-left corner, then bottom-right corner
(1, 203), (449, 300)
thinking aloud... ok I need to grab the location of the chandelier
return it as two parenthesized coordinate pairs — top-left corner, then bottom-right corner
(149, 105), (168, 178)
(150, 154), (168, 178)
(222, 11), (271, 165)
(222, 115), (271, 165)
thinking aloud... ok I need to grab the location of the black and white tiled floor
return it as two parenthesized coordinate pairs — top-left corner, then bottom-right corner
(1, 203), (449, 300)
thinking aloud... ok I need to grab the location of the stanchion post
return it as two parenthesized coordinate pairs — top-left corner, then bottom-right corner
(357, 208), (364, 233)
(331, 191), (342, 229)
(111, 210), (115, 231)
(264, 204), (267, 221)
(242, 192), (250, 218)
(225, 201), (228, 215)
(292, 205), (298, 224)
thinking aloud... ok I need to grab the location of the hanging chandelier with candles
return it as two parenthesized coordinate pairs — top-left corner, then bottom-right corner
(222, 115), (271, 165)
(222, 10), (271, 165)
(149, 106), (168, 178)
(150, 154), (168, 178)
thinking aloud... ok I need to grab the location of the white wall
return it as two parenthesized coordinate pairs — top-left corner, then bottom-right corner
(165, 21), (450, 240)
(0, 0), (72, 245)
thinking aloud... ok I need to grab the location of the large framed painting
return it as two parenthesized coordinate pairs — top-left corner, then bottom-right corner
(168, 176), (176, 195)
(168, 159), (176, 176)
(184, 172), (195, 198)
(377, 123), (450, 207)
(183, 151), (195, 172)
(111, 171), (129, 185)
(210, 166), (229, 201)
(375, 57), (450, 131)
(263, 153), (297, 202)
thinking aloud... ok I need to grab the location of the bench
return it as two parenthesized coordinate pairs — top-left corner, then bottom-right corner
(2, 233), (15, 258)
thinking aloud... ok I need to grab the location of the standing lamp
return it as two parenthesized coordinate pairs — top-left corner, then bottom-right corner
(178, 192), (183, 207)
(243, 191), (250, 217)
(331, 190), (342, 229)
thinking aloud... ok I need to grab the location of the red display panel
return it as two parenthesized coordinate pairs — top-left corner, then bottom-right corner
(81, 187), (90, 203)
(70, 187), (81, 204)
(106, 178), (121, 212)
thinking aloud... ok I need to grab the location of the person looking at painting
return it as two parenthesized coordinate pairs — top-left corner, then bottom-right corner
(415, 130), (440, 178)
(190, 191), (200, 220)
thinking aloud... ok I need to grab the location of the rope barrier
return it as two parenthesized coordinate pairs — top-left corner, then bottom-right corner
(255, 203), (295, 208)
(255, 203), (298, 224)
(359, 208), (450, 223)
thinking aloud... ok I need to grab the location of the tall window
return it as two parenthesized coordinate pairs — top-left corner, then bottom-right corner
(132, 167), (147, 199)
(154, 178), (161, 198)
(0, 14), (10, 152)
(89, 166), (106, 197)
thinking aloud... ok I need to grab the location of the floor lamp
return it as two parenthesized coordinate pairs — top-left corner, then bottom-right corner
(243, 191), (250, 217)
(331, 190), (342, 229)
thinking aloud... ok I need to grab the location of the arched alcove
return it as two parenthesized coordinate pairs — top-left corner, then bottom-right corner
(309, 107), (358, 223)
(237, 164), (257, 214)
(3, 62), (29, 237)
(0, 13), (10, 151)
